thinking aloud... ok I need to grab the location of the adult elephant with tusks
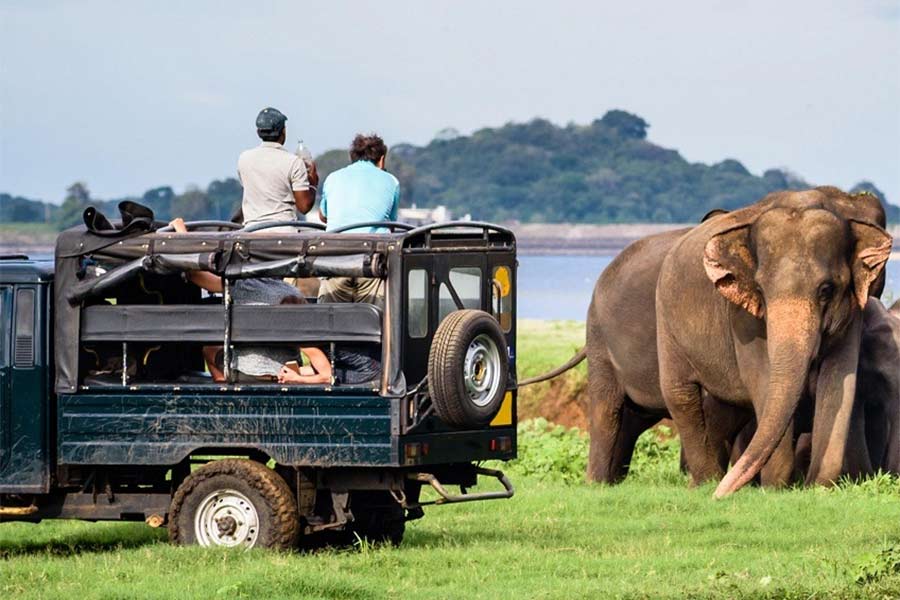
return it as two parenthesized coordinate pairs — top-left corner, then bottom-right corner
(656, 187), (892, 498)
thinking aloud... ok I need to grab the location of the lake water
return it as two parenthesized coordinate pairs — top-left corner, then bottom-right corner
(11, 251), (900, 321)
(517, 254), (900, 321)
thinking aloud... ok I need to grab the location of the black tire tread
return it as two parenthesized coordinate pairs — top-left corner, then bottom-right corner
(349, 491), (406, 546)
(428, 309), (508, 428)
(428, 309), (473, 426)
(168, 458), (300, 550)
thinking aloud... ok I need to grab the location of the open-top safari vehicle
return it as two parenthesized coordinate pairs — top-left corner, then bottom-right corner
(0, 215), (517, 548)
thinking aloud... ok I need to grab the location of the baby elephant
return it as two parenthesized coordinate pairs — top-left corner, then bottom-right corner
(776, 298), (899, 480)
(855, 298), (900, 474)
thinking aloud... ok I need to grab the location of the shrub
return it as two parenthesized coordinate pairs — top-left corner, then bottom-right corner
(495, 419), (684, 486)
(626, 425), (684, 485)
(499, 418), (588, 485)
(854, 545), (900, 584)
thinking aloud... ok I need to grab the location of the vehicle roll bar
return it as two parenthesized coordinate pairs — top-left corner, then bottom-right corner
(406, 221), (515, 238)
(242, 220), (327, 232)
(329, 221), (415, 233)
(156, 220), (243, 233)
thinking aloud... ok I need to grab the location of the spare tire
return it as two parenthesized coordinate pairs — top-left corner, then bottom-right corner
(428, 310), (509, 428)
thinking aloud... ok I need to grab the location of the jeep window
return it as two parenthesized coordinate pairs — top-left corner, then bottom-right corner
(492, 265), (512, 332)
(14, 288), (35, 367)
(407, 269), (428, 338)
(0, 287), (9, 367)
(439, 267), (482, 321)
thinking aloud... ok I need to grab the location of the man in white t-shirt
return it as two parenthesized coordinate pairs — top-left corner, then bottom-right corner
(238, 107), (319, 230)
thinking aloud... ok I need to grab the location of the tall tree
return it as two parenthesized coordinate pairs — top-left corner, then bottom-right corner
(55, 182), (92, 229)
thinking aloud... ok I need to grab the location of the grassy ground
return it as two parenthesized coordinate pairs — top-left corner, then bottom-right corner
(517, 320), (588, 427)
(516, 319), (586, 380)
(3, 470), (900, 598)
(3, 320), (900, 598)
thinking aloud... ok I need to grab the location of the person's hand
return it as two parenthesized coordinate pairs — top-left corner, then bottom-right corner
(277, 365), (302, 383)
(307, 162), (319, 188)
(169, 217), (187, 233)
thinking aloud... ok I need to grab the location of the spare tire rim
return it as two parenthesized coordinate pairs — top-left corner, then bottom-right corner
(194, 488), (260, 549)
(464, 333), (502, 407)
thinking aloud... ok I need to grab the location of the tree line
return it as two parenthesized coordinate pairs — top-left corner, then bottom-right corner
(2, 110), (896, 229)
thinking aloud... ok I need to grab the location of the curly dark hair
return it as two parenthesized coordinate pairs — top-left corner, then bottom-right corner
(349, 134), (387, 164)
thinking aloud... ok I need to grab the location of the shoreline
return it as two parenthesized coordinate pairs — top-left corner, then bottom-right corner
(3, 222), (899, 258)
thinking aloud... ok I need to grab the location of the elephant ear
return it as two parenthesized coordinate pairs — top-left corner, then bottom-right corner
(703, 224), (764, 318)
(849, 219), (893, 309)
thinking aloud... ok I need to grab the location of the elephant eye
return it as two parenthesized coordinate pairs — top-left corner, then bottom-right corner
(818, 282), (835, 303)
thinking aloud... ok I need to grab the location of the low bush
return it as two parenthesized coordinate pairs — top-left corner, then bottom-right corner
(497, 418), (588, 485)
(495, 419), (684, 485)
(626, 424), (684, 485)
(854, 545), (900, 584)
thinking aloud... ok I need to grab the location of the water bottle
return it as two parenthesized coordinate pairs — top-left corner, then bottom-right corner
(295, 139), (314, 168)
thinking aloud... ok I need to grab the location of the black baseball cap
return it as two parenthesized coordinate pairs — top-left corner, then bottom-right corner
(256, 107), (287, 133)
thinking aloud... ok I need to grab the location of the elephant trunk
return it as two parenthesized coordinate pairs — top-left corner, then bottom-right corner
(714, 298), (819, 498)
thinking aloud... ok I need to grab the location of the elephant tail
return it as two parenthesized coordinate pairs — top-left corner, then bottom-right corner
(518, 348), (587, 386)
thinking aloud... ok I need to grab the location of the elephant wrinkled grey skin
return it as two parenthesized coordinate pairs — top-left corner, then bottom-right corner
(656, 188), (892, 498)
(855, 298), (900, 474)
(583, 230), (685, 482)
(573, 228), (750, 483)
(735, 298), (899, 481)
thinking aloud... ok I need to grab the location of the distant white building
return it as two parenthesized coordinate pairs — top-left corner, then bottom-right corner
(398, 204), (470, 226)
(305, 203), (469, 227)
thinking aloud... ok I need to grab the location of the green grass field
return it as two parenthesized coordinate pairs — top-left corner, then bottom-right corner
(3, 321), (900, 599)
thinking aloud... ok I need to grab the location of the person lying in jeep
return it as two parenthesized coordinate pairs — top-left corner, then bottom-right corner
(169, 218), (381, 386)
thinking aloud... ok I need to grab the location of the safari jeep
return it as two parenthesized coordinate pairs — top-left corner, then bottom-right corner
(0, 216), (517, 548)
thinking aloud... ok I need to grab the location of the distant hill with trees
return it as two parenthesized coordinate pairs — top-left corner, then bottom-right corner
(375, 110), (898, 223)
(2, 110), (897, 229)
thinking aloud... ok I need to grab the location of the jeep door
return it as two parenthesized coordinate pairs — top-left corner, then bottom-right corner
(0, 285), (10, 476)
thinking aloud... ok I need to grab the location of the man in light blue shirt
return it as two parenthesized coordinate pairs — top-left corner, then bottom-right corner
(318, 134), (400, 234)
(317, 134), (400, 308)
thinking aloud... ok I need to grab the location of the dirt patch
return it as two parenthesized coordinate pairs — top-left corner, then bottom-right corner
(518, 371), (676, 438)
(519, 371), (589, 430)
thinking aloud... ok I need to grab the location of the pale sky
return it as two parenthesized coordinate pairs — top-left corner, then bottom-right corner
(1, 0), (898, 206)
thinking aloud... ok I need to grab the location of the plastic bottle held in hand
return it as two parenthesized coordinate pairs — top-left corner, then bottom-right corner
(295, 139), (314, 169)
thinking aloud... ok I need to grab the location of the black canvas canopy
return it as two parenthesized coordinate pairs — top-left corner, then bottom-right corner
(54, 207), (515, 396)
(54, 223), (404, 395)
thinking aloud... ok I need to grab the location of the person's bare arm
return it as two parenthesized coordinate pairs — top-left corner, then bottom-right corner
(291, 161), (319, 215)
(292, 189), (316, 215)
(202, 346), (225, 382)
(277, 346), (332, 384)
(169, 218), (223, 293)
(277, 365), (330, 385)
(188, 271), (223, 293)
(303, 346), (332, 380)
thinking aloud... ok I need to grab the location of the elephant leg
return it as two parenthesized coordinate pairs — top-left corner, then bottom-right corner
(704, 397), (753, 472)
(793, 433), (812, 481)
(661, 380), (723, 485)
(843, 399), (873, 479)
(864, 407), (889, 472)
(586, 353), (629, 483)
(885, 418), (900, 475)
(759, 426), (794, 487)
(614, 402), (661, 479)
(730, 419), (755, 467)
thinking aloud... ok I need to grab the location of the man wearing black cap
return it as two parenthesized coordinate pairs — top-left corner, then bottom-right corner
(238, 107), (318, 230)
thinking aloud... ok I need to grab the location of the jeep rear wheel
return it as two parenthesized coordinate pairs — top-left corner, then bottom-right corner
(349, 491), (406, 546)
(428, 309), (508, 428)
(168, 459), (299, 550)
